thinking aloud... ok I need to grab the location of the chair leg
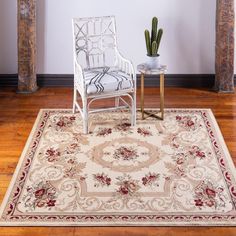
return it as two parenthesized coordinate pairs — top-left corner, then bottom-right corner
(73, 88), (77, 114)
(82, 98), (88, 134)
(131, 91), (136, 126)
(115, 97), (120, 107)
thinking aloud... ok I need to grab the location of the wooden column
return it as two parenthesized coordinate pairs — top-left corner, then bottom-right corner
(215, 0), (235, 93)
(17, 0), (38, 93)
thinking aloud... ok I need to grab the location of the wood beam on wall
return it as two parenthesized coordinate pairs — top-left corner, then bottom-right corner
(215, 0), (235, 93)
(17, 0), (38, 93)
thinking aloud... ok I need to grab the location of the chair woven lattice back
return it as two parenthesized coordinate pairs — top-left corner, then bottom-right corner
(73, 16), (117, 69)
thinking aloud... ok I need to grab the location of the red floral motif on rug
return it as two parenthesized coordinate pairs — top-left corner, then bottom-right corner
(0, 109), (236, 226)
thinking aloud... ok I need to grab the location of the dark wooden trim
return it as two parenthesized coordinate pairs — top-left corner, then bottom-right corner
(0, 74), (18, 87)
(1, 74), (235, 88)
(136, 74), (216, 88)
(37, 74), (74, 87)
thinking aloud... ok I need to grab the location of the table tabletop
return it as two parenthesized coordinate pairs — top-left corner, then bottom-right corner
(137, 63), (167, 75)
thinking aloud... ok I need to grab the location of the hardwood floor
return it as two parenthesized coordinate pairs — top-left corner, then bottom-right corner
(0, 87), (236, 236)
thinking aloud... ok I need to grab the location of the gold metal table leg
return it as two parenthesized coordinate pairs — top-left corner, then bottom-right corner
(140, 72), (164, 121)
(141, 73), (144, 120)
(160, 73), (165, 120)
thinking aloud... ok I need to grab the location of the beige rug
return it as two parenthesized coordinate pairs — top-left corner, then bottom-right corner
(0, 109), (236, 226)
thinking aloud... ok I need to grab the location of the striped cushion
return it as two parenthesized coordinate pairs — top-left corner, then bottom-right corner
(84, 67), (132, 95)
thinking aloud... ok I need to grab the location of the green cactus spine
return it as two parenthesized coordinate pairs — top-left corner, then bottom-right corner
(145, 30), (151, 56)
(144, 17), (163, 56)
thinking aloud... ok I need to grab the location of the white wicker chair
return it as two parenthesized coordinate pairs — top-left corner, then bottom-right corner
(72, 16), (136, 134)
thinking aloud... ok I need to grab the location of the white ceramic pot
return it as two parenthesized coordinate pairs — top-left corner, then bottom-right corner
(146, 55), (160, 69)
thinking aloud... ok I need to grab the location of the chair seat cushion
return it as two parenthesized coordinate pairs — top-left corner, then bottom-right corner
(84, 67), (133, 95)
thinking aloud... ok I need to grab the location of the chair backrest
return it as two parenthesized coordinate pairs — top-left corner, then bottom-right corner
(72, 16), (118, 69)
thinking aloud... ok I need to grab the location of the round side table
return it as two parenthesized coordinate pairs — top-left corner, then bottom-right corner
(137, 63), (167, 120)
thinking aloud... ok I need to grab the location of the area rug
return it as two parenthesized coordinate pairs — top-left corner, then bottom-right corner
(0, 109), (236, 226)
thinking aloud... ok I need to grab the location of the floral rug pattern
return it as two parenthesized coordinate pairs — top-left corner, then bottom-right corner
(0, 109), (236, 226)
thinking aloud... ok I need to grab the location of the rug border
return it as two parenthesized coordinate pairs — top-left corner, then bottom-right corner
(206, 109), (236, 180)
(0, 109), (46, 225)
(0, 108), (236, 226)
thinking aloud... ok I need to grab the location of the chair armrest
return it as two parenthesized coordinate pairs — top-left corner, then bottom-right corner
(115, 50), (136, 84)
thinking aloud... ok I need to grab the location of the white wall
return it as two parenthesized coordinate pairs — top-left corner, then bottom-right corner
(0, 0), (17, 74)
(0, 0), (221, 74)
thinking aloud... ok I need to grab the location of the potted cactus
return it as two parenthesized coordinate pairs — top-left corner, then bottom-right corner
(145, 17), (163, 69)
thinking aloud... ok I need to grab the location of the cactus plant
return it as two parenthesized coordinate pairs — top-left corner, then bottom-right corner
(145, 17), (163, 56)
(156, 29), (163, 52)
(151, 17), (158, 43)
(144, 30), (151, 56)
